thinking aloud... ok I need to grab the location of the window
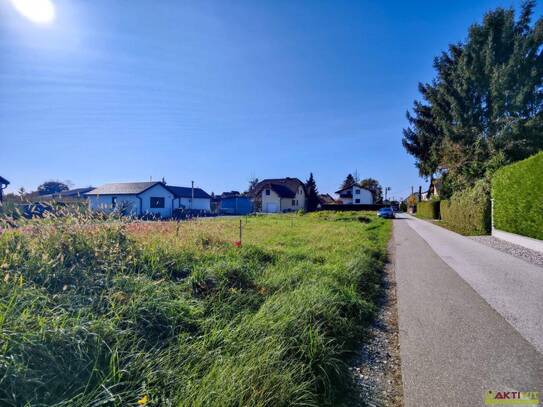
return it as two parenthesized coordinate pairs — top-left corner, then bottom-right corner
(296, 200), (299, 205)
(265, 189), (270, 196)
(292, 199), (296, 206)
(150, 197), (165, 208)
(111, 196), (117, 208)
(355, 199), (360, 203)
(355, 189), (360, 194)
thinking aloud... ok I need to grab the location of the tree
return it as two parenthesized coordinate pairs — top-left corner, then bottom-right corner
(403, 1), (543, 195)
(247, 176), (259, 195)
(340, 173), (356, 189)
(37, 181), (69, 196)
(360, 178), (383, 203)
(305, 173), (319, 212)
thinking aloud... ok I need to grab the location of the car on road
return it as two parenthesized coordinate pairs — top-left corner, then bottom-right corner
(377, 207), (395, 219)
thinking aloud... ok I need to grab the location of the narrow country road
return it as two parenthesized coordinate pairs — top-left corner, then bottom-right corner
(393, 214), (543, 407)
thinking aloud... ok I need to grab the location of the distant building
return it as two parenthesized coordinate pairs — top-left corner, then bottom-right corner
(0, 176), (9, 203)
(166, 186), (211, 211)
(42, 187), (94, 201)
(335, 183), (373, 205)
(85, 181), (211, 218)
(218, 191), (252, 215)
(318, 193), (336, 206)
(252, 178), (306, 213)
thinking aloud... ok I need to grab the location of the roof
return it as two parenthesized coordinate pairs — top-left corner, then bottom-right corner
(219, 191), (242, 198)
(221, 195), (251, 201)
(167, 186), (211, 199)
(253, 178), (305, 198)
(0, 176), (9, 186)
(56, 187), (94, 197)
(86, 182), (164, 195)
(318, 194), (336, 204)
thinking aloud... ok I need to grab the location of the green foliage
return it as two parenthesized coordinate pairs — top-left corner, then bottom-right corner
(492, 152), (543, 239)
(403, 1), (543, 189)
(37, 180), (70, 196)
(0, 212), (390, 406)
(305, 173), (319, 212)
(359, 178), (383, 203)
(417, 200), (441, 219)
(340, 174), (356, 189)
(440, 180), (491, 235)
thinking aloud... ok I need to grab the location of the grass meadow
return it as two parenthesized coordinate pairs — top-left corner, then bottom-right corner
(0, 211), (390, 406)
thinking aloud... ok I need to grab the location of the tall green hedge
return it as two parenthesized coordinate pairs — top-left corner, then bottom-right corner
(440, 180), (491, 235)
(417, 200), (440, 219)
(492, 152), (543, 240)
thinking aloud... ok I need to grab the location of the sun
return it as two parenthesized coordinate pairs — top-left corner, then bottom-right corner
(9, 0), (56, 24)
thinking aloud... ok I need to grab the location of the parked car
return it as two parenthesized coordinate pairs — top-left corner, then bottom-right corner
(377, 207), (395, 219)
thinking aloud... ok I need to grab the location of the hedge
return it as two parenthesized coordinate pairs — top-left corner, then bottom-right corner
(492, 152), (543, 240)
(417, 200), (440, 219)
(440, 180), (491, 235)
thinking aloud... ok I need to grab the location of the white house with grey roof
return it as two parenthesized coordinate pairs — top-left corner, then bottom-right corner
(335, 183), (373, 205)
(85, 181), (211, 218)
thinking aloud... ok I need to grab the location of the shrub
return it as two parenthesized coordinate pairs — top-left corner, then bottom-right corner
(492, 152), (543, 240)
(440, 179), (491, 235)
(417, 200), (440, 219)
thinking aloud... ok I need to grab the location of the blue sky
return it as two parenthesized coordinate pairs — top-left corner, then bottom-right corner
(1, 0), (539, 199)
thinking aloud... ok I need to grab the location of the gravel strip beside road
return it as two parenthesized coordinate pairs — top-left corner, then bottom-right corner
(350, 236), (403, 407)
(469, 235), (543, 267)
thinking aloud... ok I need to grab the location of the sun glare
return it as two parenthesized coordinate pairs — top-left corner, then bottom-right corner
(9, 0), (55, 24)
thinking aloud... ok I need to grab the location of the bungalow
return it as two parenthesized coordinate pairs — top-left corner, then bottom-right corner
(167, 186), (211, 211)
(85, 181), (211, 218)
(252, 178), (306, 213)
(335, 183), (373, 205)
(0, 176), (9, 203)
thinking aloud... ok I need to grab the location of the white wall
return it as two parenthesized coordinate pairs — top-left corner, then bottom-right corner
(352, 187), (373, 204)
(261, 189), (281, 213)
(175, 197), (211, 211)
(88, 184), (175, 218)
(336, 186), (373, 205)
(88, 195), (140, 216)
(139, 184), (174, 217)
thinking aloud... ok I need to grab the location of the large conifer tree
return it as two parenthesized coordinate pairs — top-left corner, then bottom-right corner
(305, 173), (319, 212)
(403, 1), (543, 194)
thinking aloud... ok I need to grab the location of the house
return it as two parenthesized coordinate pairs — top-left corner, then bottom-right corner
(42, 187), (94, 201)
(318, 193), (336, 206)
(85, 181), (211, 218)
(218, 191), (252, 215)
(166, 186), (211, 211)
(0, 176), (9, 203)
(335, 183), (373, 204)
(252, 178), (306, 213)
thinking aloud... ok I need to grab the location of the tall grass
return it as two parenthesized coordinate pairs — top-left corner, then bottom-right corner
(0, 211), (390, 406)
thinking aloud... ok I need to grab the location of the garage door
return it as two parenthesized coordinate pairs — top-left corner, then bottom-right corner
(266, 202), (279, 213)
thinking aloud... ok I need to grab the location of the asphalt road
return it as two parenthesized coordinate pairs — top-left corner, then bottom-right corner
(393, 214), (543, 407)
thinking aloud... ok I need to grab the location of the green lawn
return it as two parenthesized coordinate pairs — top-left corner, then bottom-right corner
(0, 211), (390, 406)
